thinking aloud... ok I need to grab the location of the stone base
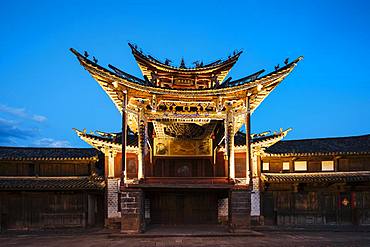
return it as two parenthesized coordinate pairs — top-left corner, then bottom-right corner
(105, 217), (121, 229)
(251, 215), (264, 226)
(229, 189), (251, 231)
(121, 188), (145, 234)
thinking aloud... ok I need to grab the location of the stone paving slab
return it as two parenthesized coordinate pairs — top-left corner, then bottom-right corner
(1, 231), (370, 247)
(109, 231), (263, 238)
(253, 225), (370, 232)
(110, 224), (263, 237)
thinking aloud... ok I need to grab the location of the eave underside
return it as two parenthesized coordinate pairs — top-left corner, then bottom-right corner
(74, 129), (138, 154)
(75, 127), (289, 155)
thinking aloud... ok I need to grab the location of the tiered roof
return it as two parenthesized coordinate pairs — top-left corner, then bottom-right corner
(70, 45), (302, 118)
(71, 44), (302, 151)
(234, 129), (291, 149)
(74, 129), (138, 153)
(128, 43), (242, 88)
(75, 128), (290, 153)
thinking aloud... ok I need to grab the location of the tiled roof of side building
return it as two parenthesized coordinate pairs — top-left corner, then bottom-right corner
(262, 171), (370, 183)
(0, 176), (105, 190)
(0, 147), (100, 161)
(265, 134), (370, 156)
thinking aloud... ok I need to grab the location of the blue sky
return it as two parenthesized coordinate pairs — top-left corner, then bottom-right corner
(0, 0), (369, 147)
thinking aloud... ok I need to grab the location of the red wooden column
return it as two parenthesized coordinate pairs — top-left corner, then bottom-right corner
(121, 93), (127, 184)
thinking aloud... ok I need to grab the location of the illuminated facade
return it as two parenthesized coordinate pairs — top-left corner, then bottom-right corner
(0, 44), (368, 232)
(71, 43), (302, 232)
(0, 44), (370, 233)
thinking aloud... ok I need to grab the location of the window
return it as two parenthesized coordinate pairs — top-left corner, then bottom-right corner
(262, 162), (269, 171)
(294, 161), (307, 171)
(283, 162), (290, 171)
(322, 161), (334, 171)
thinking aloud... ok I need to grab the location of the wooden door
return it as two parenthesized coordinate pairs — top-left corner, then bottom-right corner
(322, 193), (337, 224)
(339, 192), (352, 224)
(149, 191), (218, 225)
(262, 192), (275, 225)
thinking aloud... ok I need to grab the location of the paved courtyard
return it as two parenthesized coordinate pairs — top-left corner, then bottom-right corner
(1, 230), (370, 247)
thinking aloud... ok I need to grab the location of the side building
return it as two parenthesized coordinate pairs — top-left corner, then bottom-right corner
(0, 147), (106, 231)
(260, 134), (370, 225)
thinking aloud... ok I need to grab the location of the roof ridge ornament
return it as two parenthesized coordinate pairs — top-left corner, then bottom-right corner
(179, 58), (186, 69)
(128, 42), (242, 70)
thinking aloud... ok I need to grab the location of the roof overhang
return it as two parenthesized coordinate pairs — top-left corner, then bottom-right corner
(74, 129), (138, 154)
(262, 171), (370, 184)
(128, 43), (242, 84)
(70, 48), (302, 123)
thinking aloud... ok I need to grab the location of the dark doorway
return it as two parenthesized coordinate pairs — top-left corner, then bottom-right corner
(148, 190), (219, 225)
(339, 192), (352, 224)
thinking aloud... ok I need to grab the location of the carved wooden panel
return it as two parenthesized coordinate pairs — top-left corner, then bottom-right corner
(154, 138), (212, 156)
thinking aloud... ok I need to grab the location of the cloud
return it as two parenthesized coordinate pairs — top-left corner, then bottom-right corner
(33, 138), (71, 148)
(32, 115), (47, 123)
(0, 104), (69, 148)
(0, 104), (47, 123)
(0, 104), (27, 118)
(0, 117), (38, 144)
(0, 117), (70, 147)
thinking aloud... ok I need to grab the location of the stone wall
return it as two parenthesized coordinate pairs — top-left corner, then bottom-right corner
(121, 188), (144, 233)
(229, 189), (251, 231)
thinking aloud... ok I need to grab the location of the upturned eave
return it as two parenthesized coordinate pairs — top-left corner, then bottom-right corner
(74, 128), (138, 154)
(70, 48), (302, 117)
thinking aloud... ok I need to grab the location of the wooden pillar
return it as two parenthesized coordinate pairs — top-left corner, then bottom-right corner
(121, 94), (127, 183)
(137, 108), (147, 180)
(334, 156), (340, 171)
(245, 95), (252, 185)
(225, 102), (235, 179)
(107, 151), (116, 178)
